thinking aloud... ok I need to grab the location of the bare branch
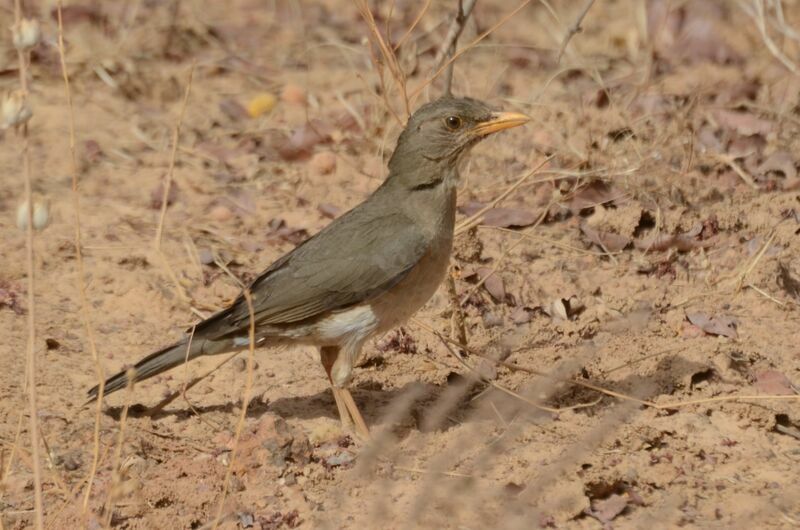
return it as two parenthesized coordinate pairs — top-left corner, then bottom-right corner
(555, 0), (596, 63)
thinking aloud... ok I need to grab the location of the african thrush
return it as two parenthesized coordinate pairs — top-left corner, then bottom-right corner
(89, 97), (530, 438)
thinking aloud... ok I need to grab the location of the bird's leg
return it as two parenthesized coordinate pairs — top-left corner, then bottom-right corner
(320, 346), (353, 431)
(339, 388), (370, 440)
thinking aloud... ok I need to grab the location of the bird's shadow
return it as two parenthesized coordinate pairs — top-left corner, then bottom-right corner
(100, 353), (712, 435)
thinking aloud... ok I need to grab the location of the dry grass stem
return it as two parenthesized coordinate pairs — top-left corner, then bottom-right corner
(13, 0), (44, 527)
(154, 61), (196, 250)
(210, 288), (256, 530)
(55, 2), (108, 516)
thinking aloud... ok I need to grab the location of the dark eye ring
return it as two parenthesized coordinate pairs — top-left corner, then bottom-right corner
(445, 115), (462, 130)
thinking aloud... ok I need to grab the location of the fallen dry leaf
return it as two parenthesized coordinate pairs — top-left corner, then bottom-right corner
(0, 280), (24, 315)
(713, 109), (773, 137)
(634, 228), (711, 252)
(587, 493), (629, 525)
(569, 181), (625, 214)
(219, 98), (249, 121)
(757, 151), (798, 188)
(150, 180), (179, 209)
(483, 207), (540, 228)
(727, 134), (765, 159)
(476, 267), (506, 302)
(581, 224), (631, 252)
(777, 262), (800, 300)
(647, 0), (740, 65)
(317, 203), (341, 219)
(753, 370), (796, 396)
(458, 203), (540, 228)
(686, 312), (738, 338)
(510, 306), (533, 324)
(50, 4), (108, 27)
(276, 120), (332, 161)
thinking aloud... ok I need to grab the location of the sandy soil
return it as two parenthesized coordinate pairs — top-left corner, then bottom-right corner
(2, 0), (800, 528)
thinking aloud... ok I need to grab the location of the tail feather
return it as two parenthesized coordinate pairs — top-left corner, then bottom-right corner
(87, 340), (200, 401)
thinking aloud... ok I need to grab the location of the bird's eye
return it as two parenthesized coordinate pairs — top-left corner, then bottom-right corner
(444, 115), (462, 130)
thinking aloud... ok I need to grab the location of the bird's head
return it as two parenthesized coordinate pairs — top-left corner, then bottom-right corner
(388, 97), (530, 188)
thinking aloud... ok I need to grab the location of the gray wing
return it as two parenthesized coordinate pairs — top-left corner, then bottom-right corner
(195, 205), (430, 340)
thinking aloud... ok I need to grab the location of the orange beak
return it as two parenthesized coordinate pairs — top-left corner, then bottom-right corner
(470, 111), (531, 136)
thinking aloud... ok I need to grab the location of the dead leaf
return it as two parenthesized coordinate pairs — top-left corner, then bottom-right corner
(758, 151), (797, 187)
(51, 4), (108, 27)
(727, 135), (765, 159)
(697, 124), (724, 153)
(476, 267), (505, 302)
(84, 140), (103, 164)
(150, 180), (179, 209)
(685, 312), (738, 338)
(777, 262), (800, 300)
(276, 120), (332, 161)
(569, 181), (625, 213)
(754, 370), (796, 396)
(713, 109), (773, 136)
(219, 98), (249, 121)
(647, 0), (740, 65)
(587, 493), (629, 524)
(581, 224), (631, 252)
(317, 203), (341, 219)
(0, 280), (24, 315)
(483, 207), (540, 228)
(634, 230), (710, 252)
(510, 306), (533, 324)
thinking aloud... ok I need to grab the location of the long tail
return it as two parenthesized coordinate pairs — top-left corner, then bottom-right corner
(87, 339), (205, 401)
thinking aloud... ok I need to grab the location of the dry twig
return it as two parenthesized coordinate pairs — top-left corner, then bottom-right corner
(411, 0), (532, 102)
(555, 0), (596, 63)
(436, 0), (478, 96)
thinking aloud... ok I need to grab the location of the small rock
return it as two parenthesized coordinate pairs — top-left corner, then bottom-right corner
(317, 203), (341, 219)
(310, 151), (337, 175)
(150, 181), (178, 209)
(483, 312), (503, 328)
(230, 475), (246, 492)
(209, 204), (233, 222)
(510, 306), (532, 324)
(198, 248), (214, 265)
(233, 357), (247, 372)
(281, 84), (307, 105)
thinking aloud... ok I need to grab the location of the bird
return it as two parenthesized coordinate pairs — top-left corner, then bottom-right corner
(88, 96), (529, 438)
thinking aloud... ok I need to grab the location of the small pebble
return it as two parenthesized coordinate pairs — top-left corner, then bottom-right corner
(209, 204), (233, 222)
(310, 151), (336, 175)
(482, 312), (503, 328)
(230, 475), (246, 492)
(246, 92), (277, 118)
(281, 84), (307, 106)
(233, 357), (247, 372)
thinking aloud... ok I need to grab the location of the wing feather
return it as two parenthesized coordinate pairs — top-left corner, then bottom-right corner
(194, 204), (430, 340)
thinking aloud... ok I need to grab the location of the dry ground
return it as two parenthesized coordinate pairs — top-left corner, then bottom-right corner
(2, 0), (800, 528)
